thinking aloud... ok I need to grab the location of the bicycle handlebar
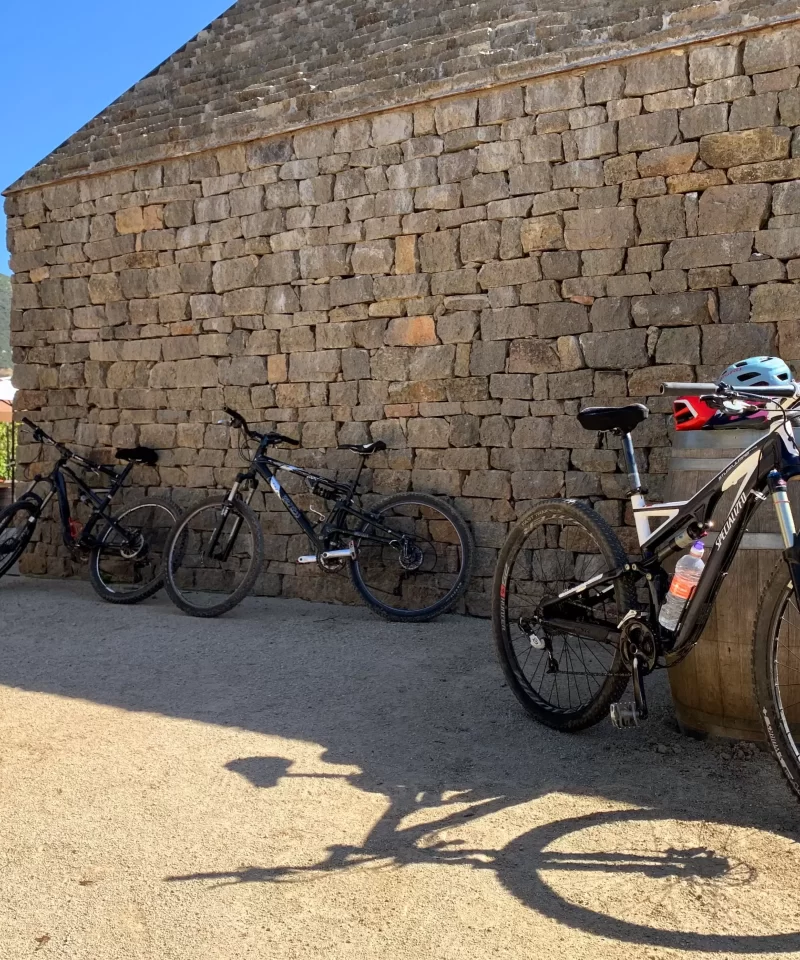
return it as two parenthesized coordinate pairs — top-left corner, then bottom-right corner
(222, 407), (300, 447)
(20, 417), (109, 473)
(661, 382), (799, 399)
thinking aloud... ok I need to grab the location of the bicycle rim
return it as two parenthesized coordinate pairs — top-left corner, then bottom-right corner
(495, 503), (629, 727)
(93, 501), (176, 599)
(166, 500), (259, 613)
(0, 501), (38, 577)
(352, 497), (469, 618)
(768, 584), (800, 777)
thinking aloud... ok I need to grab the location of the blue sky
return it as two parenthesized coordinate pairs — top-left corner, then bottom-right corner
(1, 0), (233, 275)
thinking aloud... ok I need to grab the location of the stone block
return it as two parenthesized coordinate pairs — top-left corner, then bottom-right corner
(773, 181), (800, 216)
(679, 103), (729, 139)
(521, 134), (563, 163)
(631, 291), (710, 327)
(511, 417), (552, 448)
(756, 68), (800, 95)
(374, 275), (430, 300)
(349, 240), (394, 275)
(751, 283), (800, 322)
(299, 244), (351, 279)
(477, 258), (541, 288)
(754, 229), (800, 260)
(643, 88), (694, 112)
(702, 322), (775, 363)
(743, 25), (800, 75)
(663, 233), (753, 269)
(409, 345), (456, 381)
(460, 221), (500, 263)
(525, 76), (584, 114)
(719, 285), (750, 324)
(604, 153), (639, 185)
(579, 329), (647, 368)
(507, 339), (560, 373)
(618, 111), (679, 153)
(223, 287), (267, 316)
(728, 158), (800, 184)
(552, 160), (604, 189)
(637, 144), (697, 178)
(637, 195), (686, 243)
(584, 66), (625, 104)
(699, 128), (791, 168)
(418, 230), (460, 273)
(729, 93), (779, 133)
(732, 260), (785, 286)
(538, 302), (588, 337)
(573, 123), (617, 159)
(626, 245), (665, 274)
(511, 472), (565, 499)
(481, 306), (534, 341)
(508, 163), (551, 196)
(520, 215), (563, 252)
(371, 112), (413, 146)
(219, 356), (268, 386)
(477, 141), (522, 173)
(689, 44), (741, 84)
(461, 173), (509, 207)
(582, 248), (625, 276)
(625, 51), (687, 96)
(590, 297), (631, 331)
(288, 350), (341, 382)
(696, 76), (752, 105)
(563, 207), (635, 250)
(698, 184), (771, 236)
(385, 316), (438, 346)
(434, 99), (477, 134)
(655, 326), (701, 364)
(479, 88), (524, 125)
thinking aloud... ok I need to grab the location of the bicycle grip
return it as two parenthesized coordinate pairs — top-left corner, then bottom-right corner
(21, 417), (37, 430)
(661, 382), (719, 396)
(272, 433), (300, 447)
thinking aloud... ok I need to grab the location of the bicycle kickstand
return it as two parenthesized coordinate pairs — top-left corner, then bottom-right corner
(610, 655), (649, 729)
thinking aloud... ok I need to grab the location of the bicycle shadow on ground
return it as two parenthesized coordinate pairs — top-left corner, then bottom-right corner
(1, 578), (799, 954)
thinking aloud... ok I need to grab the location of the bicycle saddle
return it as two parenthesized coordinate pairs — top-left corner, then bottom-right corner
(338, 440), (387, 455)
(577, 404), (649, 434)
(116, 446), (159, 466)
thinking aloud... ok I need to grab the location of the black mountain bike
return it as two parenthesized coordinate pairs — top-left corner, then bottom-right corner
(0, 418), (180, 603)
(163, 407), (474, 620)
(492, 378), (800, 801)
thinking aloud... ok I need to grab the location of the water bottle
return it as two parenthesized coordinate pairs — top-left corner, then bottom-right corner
(658, 541), (706, 632)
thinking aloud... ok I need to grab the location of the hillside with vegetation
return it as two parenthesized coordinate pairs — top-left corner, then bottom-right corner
(0, 274), (10, 369)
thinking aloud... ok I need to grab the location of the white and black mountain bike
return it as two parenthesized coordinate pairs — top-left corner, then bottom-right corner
(493, 376), (800, 801)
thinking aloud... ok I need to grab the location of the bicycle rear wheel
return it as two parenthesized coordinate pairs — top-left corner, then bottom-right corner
(349, 492), (474, 622)
(492, 499), (634, 732)
(0, 499), (40, 578)
(163, 496), (264, 618)
(88, 497), (180, 604)
(752, 563), (800, 802)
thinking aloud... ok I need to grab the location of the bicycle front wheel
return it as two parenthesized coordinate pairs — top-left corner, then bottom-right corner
(0, 499), (40, 578)
(163, 496), (264, 618)
(88, 497), (180, 604)
(350, 492), (474, 622)
(752, 563), (800, 802)
(492, 499), (634, 732)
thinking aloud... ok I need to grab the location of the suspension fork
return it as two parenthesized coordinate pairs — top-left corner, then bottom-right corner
(207, 475), (257, 562)
(770, 471), (800, 599)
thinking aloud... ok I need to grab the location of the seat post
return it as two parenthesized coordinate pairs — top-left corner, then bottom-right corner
(617, 430), (644, 496)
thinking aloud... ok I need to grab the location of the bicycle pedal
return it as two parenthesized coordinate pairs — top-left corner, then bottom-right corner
(610, 702), (640, 729)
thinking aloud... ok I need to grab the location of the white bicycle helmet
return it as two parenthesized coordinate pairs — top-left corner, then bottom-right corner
(719, 356), (793, 389)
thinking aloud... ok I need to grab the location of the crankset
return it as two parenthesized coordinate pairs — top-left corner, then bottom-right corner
(610, 612), (655, 728)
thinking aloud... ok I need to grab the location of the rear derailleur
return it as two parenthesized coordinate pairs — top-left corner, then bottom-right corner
(610, 611), (657, 729)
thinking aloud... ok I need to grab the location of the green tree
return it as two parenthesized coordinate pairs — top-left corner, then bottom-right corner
(0, 274), (11, 370)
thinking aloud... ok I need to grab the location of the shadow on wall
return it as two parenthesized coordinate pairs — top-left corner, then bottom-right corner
(1, 579), (799, 953)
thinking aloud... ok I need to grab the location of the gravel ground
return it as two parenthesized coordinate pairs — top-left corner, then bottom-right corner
(1, 577), (799, 960)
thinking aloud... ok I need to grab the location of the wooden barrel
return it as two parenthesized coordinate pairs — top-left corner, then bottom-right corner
(665, 428), (800, 740)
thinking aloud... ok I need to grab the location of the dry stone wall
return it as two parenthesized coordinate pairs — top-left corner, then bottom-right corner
(8, 24), (800, 611)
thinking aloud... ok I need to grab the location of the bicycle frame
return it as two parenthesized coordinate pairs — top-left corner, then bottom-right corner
(221, 439), (414, 560)
(544, 401), (800, 667)
(22, 458), (136, 549)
